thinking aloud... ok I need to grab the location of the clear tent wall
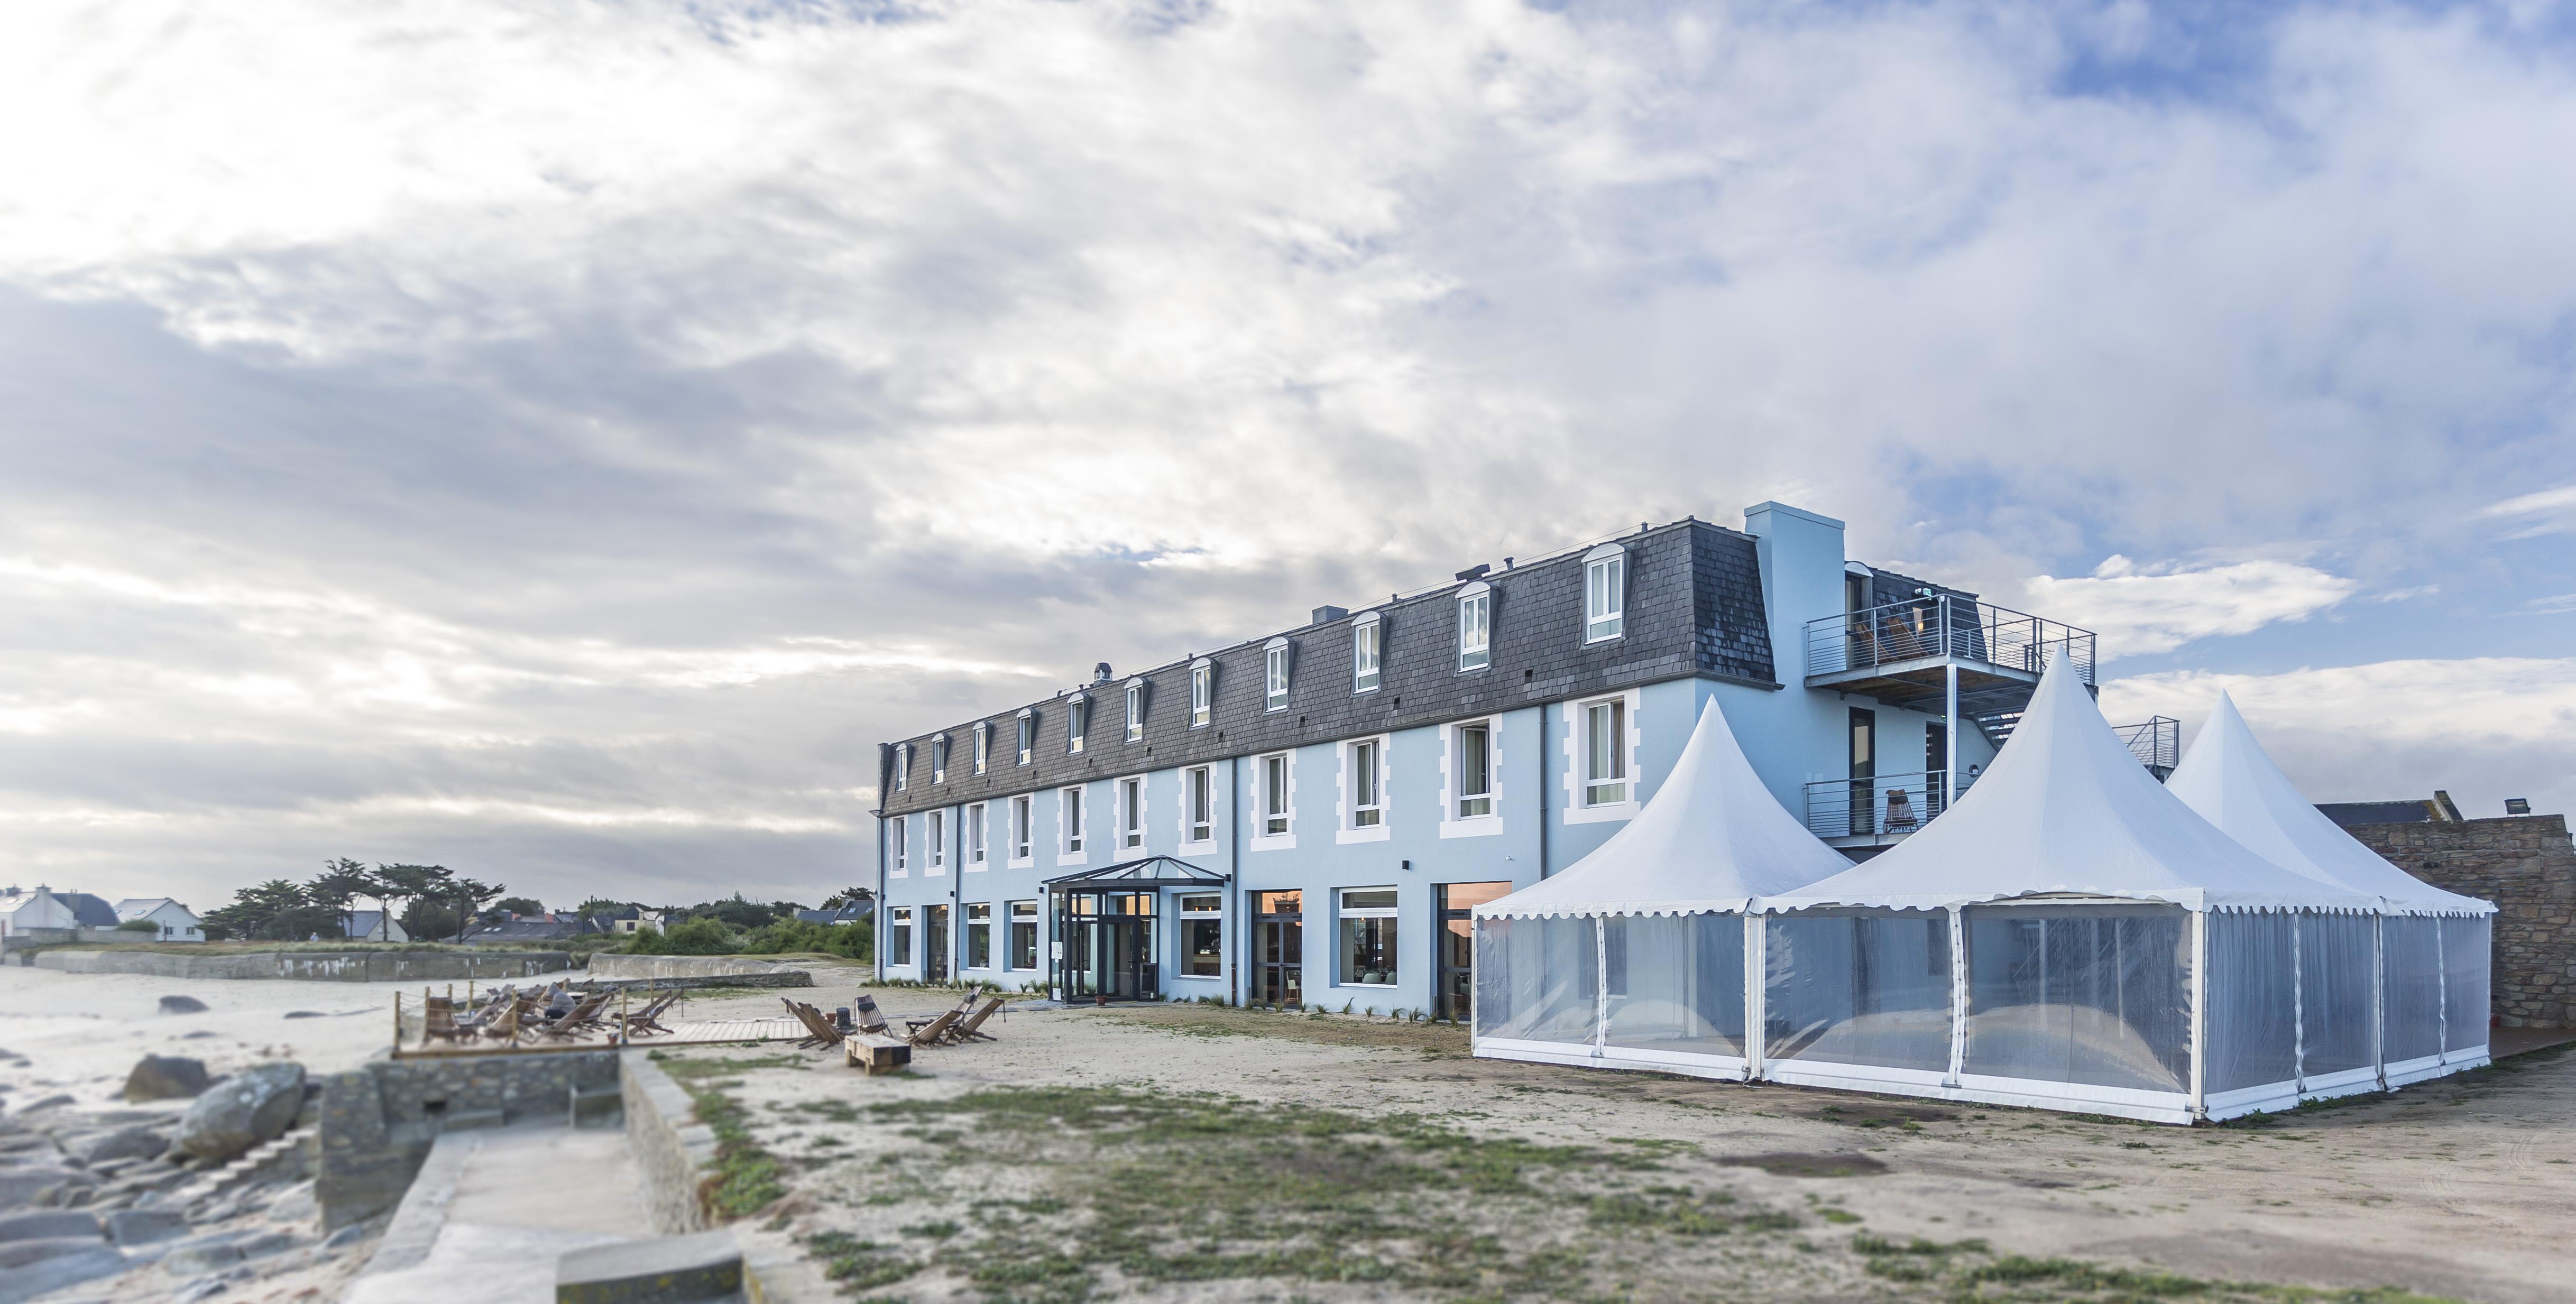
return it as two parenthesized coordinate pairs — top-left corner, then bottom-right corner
(1475, 903), (2491, 1123)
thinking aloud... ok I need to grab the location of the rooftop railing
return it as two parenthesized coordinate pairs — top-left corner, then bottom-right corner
(1804, 594), (2096, 686)
(1802, 717), (2182, 839)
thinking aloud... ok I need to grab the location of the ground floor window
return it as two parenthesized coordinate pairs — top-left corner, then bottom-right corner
(965, 902), (992, 969)
(1340, 887), (1399, 985)
(888, 907), (915, 968)
(1180, 893), (1222, 977)
(1438, 881), (1513, 1022)
(1008, 900), (1039, 970)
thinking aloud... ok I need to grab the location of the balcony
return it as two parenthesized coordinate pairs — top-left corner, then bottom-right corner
(1803, 716), (2181, 846)
(1805, 595), (2097, 746)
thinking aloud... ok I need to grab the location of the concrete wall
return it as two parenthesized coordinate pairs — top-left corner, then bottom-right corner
(621, 1051), (717, 1235)
(586, 954), (808, 981)
(2353, 813), (2576, 1029)
(32, 948), (576, 981)
(316, 1050), (623, 1228)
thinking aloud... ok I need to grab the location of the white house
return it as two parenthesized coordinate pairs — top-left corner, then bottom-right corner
(344, 910), (411, 942)
(114, 898), (206, 942)
(1, 886), (121, 940)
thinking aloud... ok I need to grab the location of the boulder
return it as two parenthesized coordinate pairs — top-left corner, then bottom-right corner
(171, 1063), (303, 1164)
(74, 1126), (168, 1166)
(159, 1239), (243, 1275)
(11, 1094), (73, 1116)
(108, 1208), (187, 1247)
(122, 1057), (211, 1103)
(157, 995), (208, 1015)
(0, 1236), (108, 1269)
(0, 1244), (124, 1304)
(0, 1168), (92, 1211)
(0, 1210), (100, 1242)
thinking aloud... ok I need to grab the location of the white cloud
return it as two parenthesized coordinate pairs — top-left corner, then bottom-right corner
(2482, 484), (2576, 537)
(2022, 556), (2359, 657)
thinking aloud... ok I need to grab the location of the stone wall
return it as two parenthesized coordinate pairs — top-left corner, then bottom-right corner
(586, 954), (810, 981)
(31, 948), (576, 981)
(2353, 812), (2576, 1029)
(621, 1051), (717, 1235)
(315, 1050), (622, 1228)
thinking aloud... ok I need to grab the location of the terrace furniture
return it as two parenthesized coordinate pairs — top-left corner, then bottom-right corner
(617, 992), (681, 1038)
(1885, 788), (1919, 833)
(943, 996), (1005, 1044)
(785, 1000), (845, 1051)
(845, 1032), (912, 1076)
(422, 996), (470, 1043)
(481, 994), (535, 1044)
(905, 994), (977, 1038)
(904, 1009), (963, 1048)
(538, 992), (612, 1040)
(850, 995), (890, 1036)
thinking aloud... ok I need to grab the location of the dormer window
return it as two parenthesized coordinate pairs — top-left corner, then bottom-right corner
(1584, 544), (1626, 643)
(1124, 679), (1146, 743)
(1016, 709), (1035, 765)
(931, 733), (949, 784)
(1351, 613), (1382, 693)
(895, 743), (912, 792)
(973, 722), (991, 774)
(1190, 659), (1213, 727)
(1264, 638), (1292, 712)
(1456, 581), (1492, 671)
(1066, 694), (1088, 754)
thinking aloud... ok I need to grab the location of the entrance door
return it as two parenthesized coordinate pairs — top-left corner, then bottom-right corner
(1436, 882), (1513, 1023)
(925, 904), (951, 984)
(1056, 891), (1159, 1002)
(1251, 890), (1303, 1006)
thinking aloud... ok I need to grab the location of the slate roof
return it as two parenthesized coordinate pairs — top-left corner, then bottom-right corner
(2317, 800), (2437, 827)
(57, 892), (121, 928)
(875, 519), (1776, 818)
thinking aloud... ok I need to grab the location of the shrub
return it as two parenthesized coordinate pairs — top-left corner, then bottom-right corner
(623, 917), (742, 955)
(740, 919), (872, 961)
(115, 919), (160, 933)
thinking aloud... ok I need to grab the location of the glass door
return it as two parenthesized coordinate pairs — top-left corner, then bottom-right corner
(925, 904), (951, 983)
(1436, 882), (1513, 1023)
(1250, 890), (1303, 1006)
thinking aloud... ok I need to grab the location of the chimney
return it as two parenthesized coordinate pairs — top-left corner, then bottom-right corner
(1455, 563), (1491, 582)
(1093, 662), (1112, 683)
(1311, 606), (1349, 625)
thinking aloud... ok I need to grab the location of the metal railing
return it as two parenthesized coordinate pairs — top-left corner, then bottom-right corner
(1804, 594), (2096, 685)
(2114, 716), (2180, 776)
(1802, 771), (1973, 839)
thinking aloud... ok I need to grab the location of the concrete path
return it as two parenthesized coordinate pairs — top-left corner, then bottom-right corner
(344, 1123), (648, 1304)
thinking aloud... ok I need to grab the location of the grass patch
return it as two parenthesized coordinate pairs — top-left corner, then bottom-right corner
(653, 1051), (804, 1218)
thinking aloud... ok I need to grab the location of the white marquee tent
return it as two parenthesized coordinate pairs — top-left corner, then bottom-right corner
(2166, 693), (2494, 1095)
(1471, 697), (1855, 1079)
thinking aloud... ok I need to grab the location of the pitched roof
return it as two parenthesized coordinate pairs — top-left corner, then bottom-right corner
(54, 892), (122, 928)
(1766, 655), (2379, 914)
(1477, 698), (1853, 918)
(2167, 694), (2492, 917)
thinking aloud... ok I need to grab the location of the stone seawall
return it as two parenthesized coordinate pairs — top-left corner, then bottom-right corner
(32, 948), (577, 982)
(2358, 812), (2576, 1029)
(622, 1051), (717, 1234)
(316, 1049), (622, 1228)
(585, 954), (811, 981)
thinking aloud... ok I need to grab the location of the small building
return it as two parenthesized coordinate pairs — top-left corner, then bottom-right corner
(114, 898), (205, 942)
(343, 910), (411, 943)
(0, 886), (121, 938)
(794, 903), (873, 926)
(592, 905), (667, 936)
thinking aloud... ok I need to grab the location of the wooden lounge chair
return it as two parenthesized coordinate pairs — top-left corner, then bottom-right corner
(538, 992), (612, 1040)
(422, 996), (470, 1043)
(905, 1008), (963, 1048)
(617, 991), (680, 1038)
(943, 995), (1005, 1044)
(850, 995), (890, 1037)
(785, 1000), (845, 1051)
(905, 993), (977, 1038)
(481, 994), (534, 1044)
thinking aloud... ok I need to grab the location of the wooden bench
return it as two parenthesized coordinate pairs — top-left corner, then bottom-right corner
(845, 1032), (913, 1076)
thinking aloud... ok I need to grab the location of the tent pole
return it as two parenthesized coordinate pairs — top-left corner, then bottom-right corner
(2188, 910), (2208, 1122)
(1593, 915), (1608, 1058)
(1745, 913), (1766, 1081)
(2433, 917), (2448, 1067)
(1945, 907), (1966, 1090)
(1943, 662), (1958, 810)
(2290, 912), (2306, 1097)
(2372, 913), (2387, 1093)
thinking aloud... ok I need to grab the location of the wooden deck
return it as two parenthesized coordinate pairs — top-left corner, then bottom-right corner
(391, 1015), (809, 1059)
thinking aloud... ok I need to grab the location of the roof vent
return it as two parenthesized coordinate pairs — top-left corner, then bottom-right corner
(1311, 605), (1349, 624)
(1455, 563), (1491, 582)
(1093, 662), (1112, 683)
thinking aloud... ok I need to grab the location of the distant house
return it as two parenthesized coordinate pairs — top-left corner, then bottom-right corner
(0, 886), (122, 940)
(114, 898), (205, 942)
(593, 904), (667, 936)
(342, 910), (411, 943)
(794, 903), (873, 926)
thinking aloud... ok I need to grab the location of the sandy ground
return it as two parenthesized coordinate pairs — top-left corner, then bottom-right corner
(0, 964), (411, 1107)
(677, 983), (2576, 1304)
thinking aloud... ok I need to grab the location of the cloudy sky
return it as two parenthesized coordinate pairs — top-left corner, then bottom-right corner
(6, 0), (2575, 911)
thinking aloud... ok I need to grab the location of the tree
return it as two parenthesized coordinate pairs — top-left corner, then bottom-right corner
(820, 886), (875, 909)
(490, 896), (546, 917)
(202, 879), (339, 942)
(575, 896), (630, 918)
(306, 858), (373, 940)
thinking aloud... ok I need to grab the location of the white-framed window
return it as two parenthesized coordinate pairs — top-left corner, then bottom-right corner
(1264, 637), (1291, 712)
(888, 815), (908, 876)
(1124, 679), (1146, 743)
(1179, 893), (1222, 977)
(1016, 710), (1035, 765)
(1067, 694), (1088, 755)
(966, 802), (988, 866)
(1339, 887), (1399, 986)
(964, 903), (992, 969)
(1456, 581), (1491, 671)
(1120, 775), (1145, 849)
(1010, 794), (1033, 863)
(894, 743), (912, 792)
(927, 809), (946, 873)
(1185, 766), (1214, 844)
(1007, 900), (1039, 970)
(1340, 736), (1391, 844)
(1584, 544), (1626, 643)
(1061, 786), (1085, 857)
(932, 734), (950, 784)
(1256, 751), (1294, 844)
(1351, 613), (1382, 693)
(888, 907), (915, 968)
(1584, 697), (1628, 805)
(1455, 722), (1494, 819)
(973, 721), (991, 774)
(1190, 659), (1213, 728)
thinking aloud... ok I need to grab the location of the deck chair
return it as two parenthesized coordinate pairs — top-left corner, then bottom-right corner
(905, 993), (978, 1038)
(538, 992), (611, 1039)
(422, 996), (470, 1043)
(481, 994), (534, 1044)
(943, 995), (1005, 1044)
(1884, 788), (1919, 833)
(904, 1008), (963, 1048)
(850, 994), (890, 1037)
(786, 1000), (845, 1051)
(618, 991), (680, 1038)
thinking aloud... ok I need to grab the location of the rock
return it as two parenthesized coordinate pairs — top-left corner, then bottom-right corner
(172, 1280), (229, 1304)
(123, 1057), (212, 1103)
(235, 1229), (298, 1260)
(160, 1240), (244, 1275)
(180, 1031), (218, 1040)
(107, 1208), (188, 1247)
(0, 1167), (92, 1210)
(0, 1210), (100, 1242)
(75, 1126), (169, 1166)
(0, 1235), (109, 1269)
(172, 1065), (303, 1164)
(260, 1183), (316, 1225)
(158, 996), (209, 1015)
(0, 1244), (125, 1304)
(11, 1095), (73, 1116)
(319, 1224), (365, 1252)
(280, 1011), (324, 1020)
